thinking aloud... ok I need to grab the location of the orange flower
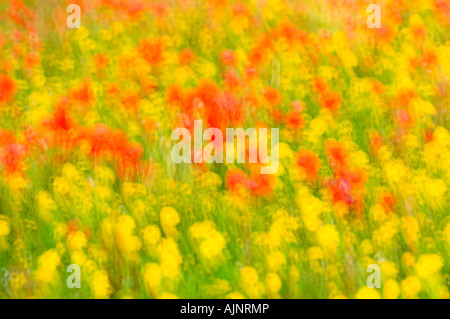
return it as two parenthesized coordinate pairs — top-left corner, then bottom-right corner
(272, 21), (309, 46)
(372, 81), (385, 95)
(224, 70), (242, 91)
(248, 34), (273, 66)
(178, 48), (196, 66)
(412, 25), (427, 41)
(296, 150), (321, 181)
(369, 131), (383, 155)
(41, 105), (77, 149)
(23, 52), (40, 69)
(94, 53), (109, 69)
(249, 169), (276, 196)
(1, 143), (27, 175)
(220, 49), (237, 66)
(395, 89), (417, 108)
(326, 141), (348, 173)
(420, 50), (438, 70)
(138, 38), (166, 66)
(271, 108), (284, 123)
(313, 76), (328, 93)
(327, 168), (368, 216)
(121, 90), (141, 113)
(45, 106), (74, 132)
(284, 111), (305, 130)
(0, 129), (16, 147)
(377, 191), (396, 214)
(105, 82), (121, 97)
(79, 124), (143, 177)
(151, 1), (169, 18)
(68, 82), (96, 108)
(263, 87), (282, 106)
(165, 83), (185, 106)
(396, 109), (414, 130)
(232, 2), (250, 18)
(435, 0), (450, 23)
(319, 90), (342, 113)
(225, 168), (249, 193)
(374, 25), (396, 43)
(248, 47), (264, 66)
(0, 74), (17, 104)
(349, 167), (368, 190)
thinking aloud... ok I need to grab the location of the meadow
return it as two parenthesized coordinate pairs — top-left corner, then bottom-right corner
(0, 0), (449, 299)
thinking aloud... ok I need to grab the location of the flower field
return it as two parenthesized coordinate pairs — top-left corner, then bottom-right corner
(0, 0), (449, 299)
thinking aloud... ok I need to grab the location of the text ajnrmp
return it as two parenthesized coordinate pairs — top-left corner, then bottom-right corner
(180, 303), (269, 316)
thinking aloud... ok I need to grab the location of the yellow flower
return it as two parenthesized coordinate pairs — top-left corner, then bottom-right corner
(423, 178), (447, 201)
(265, 209), (300, 248)
(307, 246), (324, 272)
(53, 177), (71, 196)
(226, 291), (246, 299)
(402, 216), (420, 247)
(91, 270), (112, 299)
(160, 206), (180, 238)
(0, 220), (10, 237)
(232, 14), (249, 34)
(305, 116), (328, 144)
(266, 250), (286, 272)
(297, 187), (322, 232)
(199, 232), (226, 259)
(94, 186), (112, 202)
(7, 173), (27, 189)
(317, 224), (340, 256)
(359, 239), (374, 256)
(401, 276), (421, 298)
(404, 133), (420, 149)
(414, 254), (444, 278)
(383, 279), (400, 299)
(384, 159), (407, 184)
(373, 218), (400, 248)
(35, 249), (61, 284)
(370, 204), (388, 223)
(67, 231), (87, 251)
(198, 172), (222, 190)
(340, 49), (358, 68)
(409, 99), (435, 120)
(355, 286), (381, 299)
(444, 222), (450, 244)
(333, 200), (349, 218)
(157, 238), (182, 280)
(71, 250), (87, 266)
(116, 215), (142, 259)
(278, 143), (294, 159)
(62, 163), (85, 187)
(402, 252), (416, 268)
(265, 273), (282, 296)
(158, 292), (179, 299)
(308, 245), (323, 258)
(206, 279), (232, 297)
(240, 267), (265, 298)
(143, 263), (162, 297)
(189, 221), (226, 261)
(142, 225), (161, 247)
(36, 191), (56, 222)
(380, 261), (399, 280)
(121, 182), (147, 200)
